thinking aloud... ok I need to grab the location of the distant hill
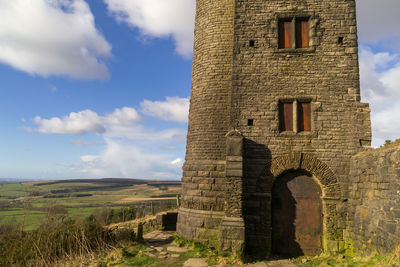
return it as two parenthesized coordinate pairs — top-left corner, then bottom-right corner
(0, 178), (45, 184)
(33, 178), (181, 187)
(0, 177), (181, 185)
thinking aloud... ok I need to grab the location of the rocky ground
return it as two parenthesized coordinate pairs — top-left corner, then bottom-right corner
(141, 230), (296, 267)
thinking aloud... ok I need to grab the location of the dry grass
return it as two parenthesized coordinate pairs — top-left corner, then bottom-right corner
(387, 245), (400, 266)
(377, 138), (400, 150)
(0, 215), (122, 267)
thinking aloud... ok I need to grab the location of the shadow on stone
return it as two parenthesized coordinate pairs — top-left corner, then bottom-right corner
(242, 139), (272, 259)
(271, 172), (302, 258)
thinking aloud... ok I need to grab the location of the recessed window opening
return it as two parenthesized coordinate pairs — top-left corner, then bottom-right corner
(279, 99), (312, 132)
(249, 40), (255, 47)
(338, 37), (344, 44)
(279, 102), (293, 131)
(298, 101), (311, 132)
(296, 19), (309, 48)
(248, 119), (254, 126)
(279, 17), (310, 49)
(279, 19), (292, 49)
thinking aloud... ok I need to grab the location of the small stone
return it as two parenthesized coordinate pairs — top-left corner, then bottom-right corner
(155, 247), (164, 252)
(144, 252), (156, 257)
(183, 258), (208, 267)
(167, 246), (189, 253)
(301, 258), (308, 263)
(171, 254), (180, 258)
(160, 251), (168, 256)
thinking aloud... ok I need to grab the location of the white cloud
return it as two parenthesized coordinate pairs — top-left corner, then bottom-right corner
(0, 0), (111, 79)
(103, 0), (195, 57)
(27, 104), (187, 143)
(104, 124), (186, 143)
(359, 46), (400, 147)
(140, 96), (189, 123)
(357, 0), (400, 48)
(31, 107), (141, 135)
(78, 139), (182, 179)
(26, 101), (188, 179)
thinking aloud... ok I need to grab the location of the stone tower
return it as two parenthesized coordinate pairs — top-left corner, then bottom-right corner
(177, 0), (372, 258)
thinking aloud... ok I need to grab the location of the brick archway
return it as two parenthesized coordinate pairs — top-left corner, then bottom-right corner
(267, 152), (345, 255)
(270, 152), (340, 198)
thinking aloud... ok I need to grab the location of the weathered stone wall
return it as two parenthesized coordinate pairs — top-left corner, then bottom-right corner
(347, 146), (400, 253)
(109, 211), (178, 241)
(231, 0), (371, 256)
(177, 0), (235, 242)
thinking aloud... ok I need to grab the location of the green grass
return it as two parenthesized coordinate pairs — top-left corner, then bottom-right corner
(168, 234), (242, 266)
(89, 234), (244, 267)
(295, 250), (399, 267)
(0, 183), (35, 198)
(0, 208), (47, 230)
(67, 207), (100, 218)
(94, 242), (159, 267)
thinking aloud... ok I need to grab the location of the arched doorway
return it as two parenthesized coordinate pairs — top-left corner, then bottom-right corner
(272, 170), (323, 257)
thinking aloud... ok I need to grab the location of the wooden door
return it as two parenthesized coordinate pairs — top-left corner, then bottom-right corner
(272, 172), (322, 256)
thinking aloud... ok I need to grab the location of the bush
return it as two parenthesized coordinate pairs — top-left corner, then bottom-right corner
(0, 216), (116, 266)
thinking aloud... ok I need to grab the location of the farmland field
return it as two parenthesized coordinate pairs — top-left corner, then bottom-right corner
(0, 178), (181, 230)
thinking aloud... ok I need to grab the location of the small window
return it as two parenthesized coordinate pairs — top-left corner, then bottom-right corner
(279, 102), (293, 131)
(249, 40), (255, 47)
(248, 119), (254, 126)
(279, 20), (292, 49)
(298, 102), (311, 131)
(279, 99), (312, 133)
(296, 19), (309, 48)
(279, 18), (309, 49)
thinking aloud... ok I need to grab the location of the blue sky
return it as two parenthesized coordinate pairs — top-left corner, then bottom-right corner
(0, 0), (399, 180)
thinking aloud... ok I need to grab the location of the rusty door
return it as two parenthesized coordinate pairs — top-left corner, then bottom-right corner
(272, 172), (322, 256)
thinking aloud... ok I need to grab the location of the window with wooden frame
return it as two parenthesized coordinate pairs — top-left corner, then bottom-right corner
(279, 101), (293, 132)
(279, 100), (311, 132)
(298, 101), (311, 132)
(279, 18), (309, 49)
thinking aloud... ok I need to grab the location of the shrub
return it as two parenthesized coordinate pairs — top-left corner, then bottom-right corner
(0, 216), (116, 266)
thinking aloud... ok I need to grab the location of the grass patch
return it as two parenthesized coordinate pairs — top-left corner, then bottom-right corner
(0, 183), (34, 198)
(0, 209), (47, 230)
(296, 246), (400, 267)
(171, 234), (242, 266)
(95, 242), (159, 267)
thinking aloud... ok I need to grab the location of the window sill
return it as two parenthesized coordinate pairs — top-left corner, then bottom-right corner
(279, 131), (314, 137)
(274, 47), (315, 54)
